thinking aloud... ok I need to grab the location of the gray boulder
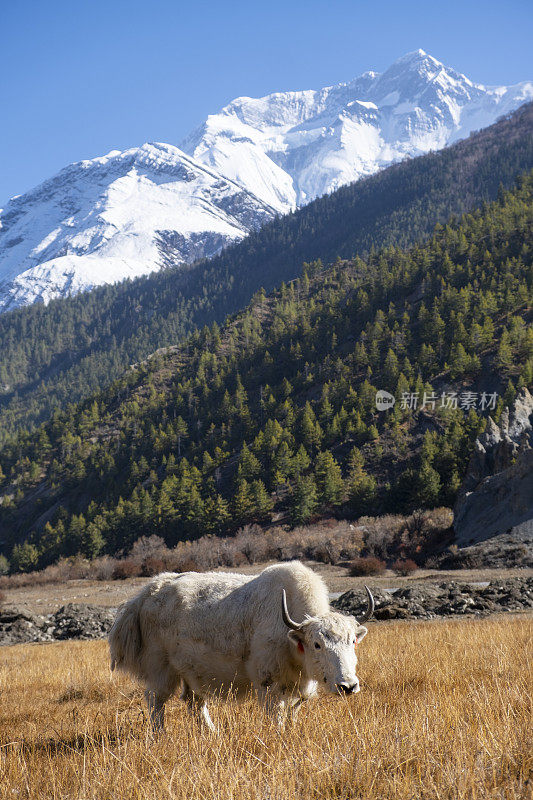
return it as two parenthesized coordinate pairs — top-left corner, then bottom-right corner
(51, 603), (115, 640)
(332, 577), (533, 620)
(0, 606), (54, 645)
(0, 603), (115, 646)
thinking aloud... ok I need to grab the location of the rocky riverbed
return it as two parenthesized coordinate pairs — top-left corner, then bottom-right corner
(0, 603), (116, 646)
(333, 576), (533, 620)
(1, 577), (531, 645)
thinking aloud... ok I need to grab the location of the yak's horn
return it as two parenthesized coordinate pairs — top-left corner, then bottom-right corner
(358, 585), (375, 624)
(281, 589), (303, 630)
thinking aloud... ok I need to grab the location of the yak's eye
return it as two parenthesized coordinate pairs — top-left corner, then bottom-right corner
(314, 642), (321, 649)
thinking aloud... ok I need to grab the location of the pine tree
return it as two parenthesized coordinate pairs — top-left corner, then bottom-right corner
(314, 451), (344, 507)
(300, 402), (323, 453)
(233, 480), (253, 523)
(237, 443), (261, 481)
(290, 475), (318, 526)
(81, 522), (105, 559)
(10, 542), (39, 573)
(345, 448), (377, 516)
(175, 416), (188, 457)
(383, 348), (399, 386)
(449, 343), (469, 378)
(67, 514), (86, 556)
(496, 329), (513, 369)
(250, 480), (273, 519)
(204, 494), (230, 534)
(293, 445), (311, 476)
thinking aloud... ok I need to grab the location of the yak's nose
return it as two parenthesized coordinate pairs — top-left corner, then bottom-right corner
(336, 681), (359, 695)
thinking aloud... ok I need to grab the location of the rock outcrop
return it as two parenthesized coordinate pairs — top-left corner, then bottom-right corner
(0, 603), (115, 646)
(333, 577), (533, 620)
(454, 388), (533, 546)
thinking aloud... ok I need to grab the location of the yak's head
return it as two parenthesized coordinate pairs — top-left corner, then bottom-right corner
(282, 587), (373, 695)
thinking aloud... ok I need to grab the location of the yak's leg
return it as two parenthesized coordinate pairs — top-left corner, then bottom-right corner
(145, 689), (167, 731)
(182, 681), (216, 732)
(145, 670), (180, 732)
(257, 686), (287, 729)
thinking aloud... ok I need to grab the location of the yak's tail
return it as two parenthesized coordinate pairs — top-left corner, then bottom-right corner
(108, 593), (144, 676)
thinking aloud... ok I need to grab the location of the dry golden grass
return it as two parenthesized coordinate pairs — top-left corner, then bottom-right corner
(0, 616), (531, 800)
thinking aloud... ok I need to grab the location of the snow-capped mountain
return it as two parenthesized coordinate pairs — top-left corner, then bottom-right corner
(1, 49), (531, 312)
(0, 143), (276, 312)
(182, 49), (533, 208)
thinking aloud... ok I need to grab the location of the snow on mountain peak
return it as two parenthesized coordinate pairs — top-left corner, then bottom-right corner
(0, 141), (277, 313)
(1, 50), (532, 312)
(182, 51), (532, 208)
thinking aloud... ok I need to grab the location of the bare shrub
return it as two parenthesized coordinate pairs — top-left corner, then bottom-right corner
(406, 509), (428, 538)
(143, 557), (167, 576)
(349, 556), (386, 577)
(438, 549), (486, 570)
(59, 556), (93, 580)
(150, 519), (363, 574)
(112, 559), (141, 580)
(360, 508), (453, 561)
(307, 539), (342, 564)
(405, 508), (454, 555)
(234, 525), (267, 564)
(291, 520), (362, 564)
(92, 556), (116, 581)
(0, 509), (452, 586)
(392, 558), (418, 576)
(130, 535), (166, 562)
(0, 589), (5, 606)
(360, 514), (403, 560)
(175, 557), (203, 573)
(0, 573), (22, 590)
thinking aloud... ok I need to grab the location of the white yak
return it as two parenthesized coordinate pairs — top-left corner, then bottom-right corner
(109, 561), (373, 730)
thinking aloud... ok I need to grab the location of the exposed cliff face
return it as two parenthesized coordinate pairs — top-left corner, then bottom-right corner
(454, 388), (533, 546)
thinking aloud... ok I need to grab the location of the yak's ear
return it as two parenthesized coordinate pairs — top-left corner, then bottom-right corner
(355, 625), (368, 643)
(288, 629), (305, 651)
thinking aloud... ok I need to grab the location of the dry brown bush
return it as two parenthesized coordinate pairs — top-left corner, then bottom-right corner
(360, 508), (453, 561)
(349, 556), (386, 576)
(0, 617), (530, 800)
(0, 509), (453, 588)
(392, 558), (418, 576)
(92, 556), (116, 581)
(142, 556), (167, 576)
(112, 559), (141, 580)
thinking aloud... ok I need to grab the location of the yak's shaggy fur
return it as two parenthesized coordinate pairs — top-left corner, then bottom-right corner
(109, 561), (368, 729)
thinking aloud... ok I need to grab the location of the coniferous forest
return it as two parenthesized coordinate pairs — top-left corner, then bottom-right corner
(0, 171), (531, 572)
(0, 103), (531, 446)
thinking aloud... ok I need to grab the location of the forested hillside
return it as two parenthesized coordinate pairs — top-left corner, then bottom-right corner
(0, 103), (531, 445)
(0, 173), (531, 572)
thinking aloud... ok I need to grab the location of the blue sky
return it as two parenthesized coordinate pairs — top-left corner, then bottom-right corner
(1, 0), (532, 204)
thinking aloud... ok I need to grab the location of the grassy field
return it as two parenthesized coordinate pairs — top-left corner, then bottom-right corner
(0, 616), (531, 800)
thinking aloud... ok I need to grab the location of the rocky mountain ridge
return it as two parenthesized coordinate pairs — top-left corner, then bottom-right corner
(1, 49), (531, 312)
(0, 143), (276, 313)
(182, 49), (533, 208)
